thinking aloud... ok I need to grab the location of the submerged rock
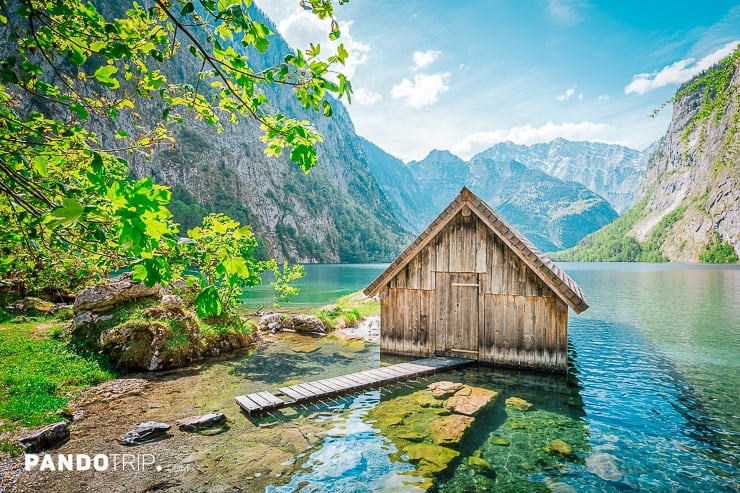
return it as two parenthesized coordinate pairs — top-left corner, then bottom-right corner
(543, 439), (573, 456)
(427, 381), (464, 398)
(18, 421), (69, 452)
(468, 451), (496, 478)
(586, 452), (623, 481)
(404, 443), (460, 474)
(177, 413), (227, 432)
(446, 386), (498, 416)
(118, 421), (171, 446)
(291, 344), (321, 353)
(487, 435), (511, 446)
(505, 396), (533, 411)
(430, 414), (474, 445)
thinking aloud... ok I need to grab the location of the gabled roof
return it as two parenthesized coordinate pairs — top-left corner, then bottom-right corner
(364, 187), (589, 313)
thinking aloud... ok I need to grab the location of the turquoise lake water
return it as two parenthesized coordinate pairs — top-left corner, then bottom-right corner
(243, 263), (739, 491)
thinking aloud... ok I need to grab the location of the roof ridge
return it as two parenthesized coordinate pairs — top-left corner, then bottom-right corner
(364, 187), (589, 313)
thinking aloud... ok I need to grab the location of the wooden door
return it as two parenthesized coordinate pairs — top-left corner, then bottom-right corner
(435, 272), (479, 358)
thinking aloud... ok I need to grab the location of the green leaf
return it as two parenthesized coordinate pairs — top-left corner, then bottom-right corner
(94, 65), (120, 89)
(322, 100), (332, 117)
(195, 286), (223, 318)
(48, 198), (84, 226)
(221, 256), (249, 278)
(181, 2), (195, 15)
(70, 103), (89, 121)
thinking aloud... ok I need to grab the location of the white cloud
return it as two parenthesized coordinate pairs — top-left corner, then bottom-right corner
(413, 50), (442, 71)
(556, 88), (576, 101)
(451, 121), (611, 159)
(354, 88), (382, 106)
(391, 72), (451, 108)
(578, 92), (584, 100)
(597, 95), (611, 102)
(254, 0), (370, 79)
(547, 0), (583, 25)
(625, 40), (739, 95)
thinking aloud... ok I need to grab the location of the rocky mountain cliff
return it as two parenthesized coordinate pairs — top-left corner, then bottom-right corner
(99, 6), (412, 263)
(361, 140), (619, 252)
(553, 47), (739, 262)
(473, 139), (648, 214)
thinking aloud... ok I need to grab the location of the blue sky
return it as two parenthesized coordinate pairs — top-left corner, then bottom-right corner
(255, 1), (740, 162)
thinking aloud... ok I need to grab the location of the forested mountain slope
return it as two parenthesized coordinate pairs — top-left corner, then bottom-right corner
(553, 47), (739, 262)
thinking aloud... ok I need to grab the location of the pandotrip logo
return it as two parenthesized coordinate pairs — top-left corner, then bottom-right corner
(24, 453), (162, 472)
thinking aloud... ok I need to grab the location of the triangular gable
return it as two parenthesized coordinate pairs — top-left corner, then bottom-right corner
(364, 187), (589, 314)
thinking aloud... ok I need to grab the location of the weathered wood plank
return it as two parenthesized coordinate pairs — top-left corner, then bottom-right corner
(235, 395), (262, 412)
(277, 387), (307, 402)
(257, 391), (286, 406)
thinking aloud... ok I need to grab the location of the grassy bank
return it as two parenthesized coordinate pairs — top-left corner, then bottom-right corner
(313, 292), (379, 329)
(0, 318), (116, 449)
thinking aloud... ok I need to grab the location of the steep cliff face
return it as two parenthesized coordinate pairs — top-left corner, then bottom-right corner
(97, 6), (412, 263)
(553, 48), (739, 262)
(473, 139), (648, 214)
(629, 55), (739, 261)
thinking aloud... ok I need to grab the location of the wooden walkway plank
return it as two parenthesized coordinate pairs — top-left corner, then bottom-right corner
(278, 386), (311, 401)
(235, 357), (473, 415)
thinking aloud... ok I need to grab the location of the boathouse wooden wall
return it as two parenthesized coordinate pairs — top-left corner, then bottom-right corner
(378, 210), (569, 372)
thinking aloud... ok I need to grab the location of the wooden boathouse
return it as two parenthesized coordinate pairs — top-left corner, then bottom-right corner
(364, 187), (589, 372)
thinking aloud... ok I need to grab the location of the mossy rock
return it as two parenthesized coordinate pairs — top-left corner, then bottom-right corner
(468, 454), (495, 478)
(505, 396), (533, 411)
(543, 439), (572, 456)
(404, 443), (460, 474)
(430, 414), (474, 445)
(488, 435), (511, 446)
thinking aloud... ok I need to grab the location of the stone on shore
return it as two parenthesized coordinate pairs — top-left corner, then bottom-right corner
(257, 313), (327, 334)
(18, 421), (70, 452)
(177, 413), (227, 432)
(118, 421), (171, 446)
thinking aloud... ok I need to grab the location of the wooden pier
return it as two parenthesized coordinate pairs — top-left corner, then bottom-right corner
(235, 356), (473, 414)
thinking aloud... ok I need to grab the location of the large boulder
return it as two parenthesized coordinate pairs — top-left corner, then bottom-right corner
(18, 421), (69, 452)
(258, 313), (327, 334)
(446, 386), (498, 416)
(99, 315), (202, 371)
(73, 272), (160, 314)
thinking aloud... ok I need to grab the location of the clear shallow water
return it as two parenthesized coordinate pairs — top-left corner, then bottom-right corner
(240, 263), (388, 309)
(244, 263), (739, 491)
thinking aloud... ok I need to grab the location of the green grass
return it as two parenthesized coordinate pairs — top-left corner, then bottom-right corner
(314, 291), (379, 328)
(0, 319), (115, 432)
